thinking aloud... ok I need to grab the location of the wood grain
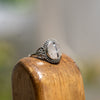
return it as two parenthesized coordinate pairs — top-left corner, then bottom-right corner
(12, 54), (85, 100)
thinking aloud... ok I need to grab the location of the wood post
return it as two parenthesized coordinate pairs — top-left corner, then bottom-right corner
(12, 54), (85, 100)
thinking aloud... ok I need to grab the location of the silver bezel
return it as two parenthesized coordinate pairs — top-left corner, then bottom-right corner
(43, 39), (61, 64)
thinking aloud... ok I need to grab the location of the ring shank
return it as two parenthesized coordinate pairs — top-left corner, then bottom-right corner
(30, 54), (38, 58)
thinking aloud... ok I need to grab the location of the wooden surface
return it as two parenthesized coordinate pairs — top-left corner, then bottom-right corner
(12, 54), (85, 100)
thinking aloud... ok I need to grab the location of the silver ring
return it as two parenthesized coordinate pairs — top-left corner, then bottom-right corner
(30, 39), (62, 64)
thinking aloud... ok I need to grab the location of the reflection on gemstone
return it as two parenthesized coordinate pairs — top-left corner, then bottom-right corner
(47, 39), (61, 60)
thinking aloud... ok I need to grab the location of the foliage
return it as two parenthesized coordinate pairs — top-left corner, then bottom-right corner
(0, 0), (34, 4)
(0, 41), (15, 100)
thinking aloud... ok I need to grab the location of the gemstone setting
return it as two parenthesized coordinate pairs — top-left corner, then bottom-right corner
(46, 39), (61, 60)
(30, 39), (62, 64)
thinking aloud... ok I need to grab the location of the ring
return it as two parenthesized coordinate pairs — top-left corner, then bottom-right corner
(30, 39), (62, 64)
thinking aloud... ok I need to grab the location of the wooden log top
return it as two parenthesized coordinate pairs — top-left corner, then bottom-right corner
(12, 54), (85, 100)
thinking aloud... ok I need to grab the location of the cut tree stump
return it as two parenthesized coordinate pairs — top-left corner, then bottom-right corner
(12, 54), (85, 100)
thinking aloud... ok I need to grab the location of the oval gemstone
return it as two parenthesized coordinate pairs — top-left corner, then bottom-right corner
(47, 40), (61, 59)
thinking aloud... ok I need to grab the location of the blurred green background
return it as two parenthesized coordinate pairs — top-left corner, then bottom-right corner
(0, 0), (100, 100)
